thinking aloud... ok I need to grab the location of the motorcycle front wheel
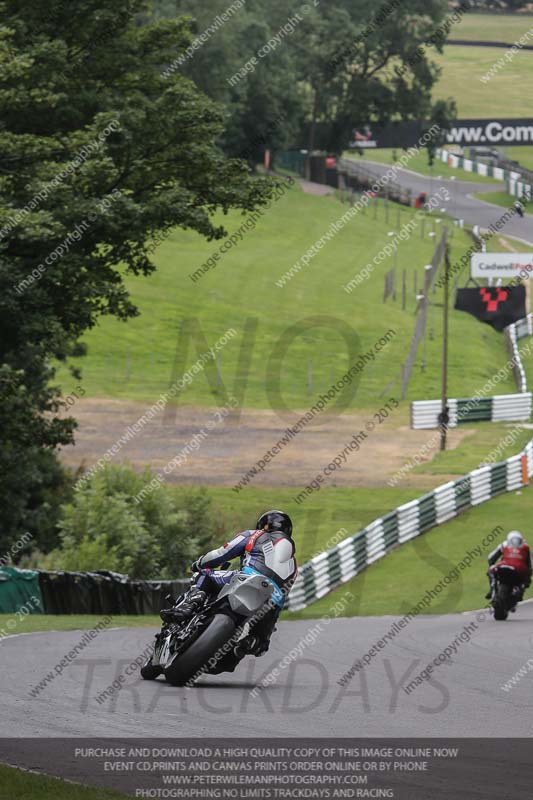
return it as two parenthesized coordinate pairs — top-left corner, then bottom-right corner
(164, 614), (237, 687)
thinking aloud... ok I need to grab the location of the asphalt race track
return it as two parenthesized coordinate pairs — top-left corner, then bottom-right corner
(362, 159), (533, 245)
(2, 605), (533, 741)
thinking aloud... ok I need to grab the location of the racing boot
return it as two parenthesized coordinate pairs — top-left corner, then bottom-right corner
(160, 587), (207, 623)
(235, 635), (266, 659)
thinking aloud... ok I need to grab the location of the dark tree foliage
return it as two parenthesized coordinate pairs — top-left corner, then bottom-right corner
(1, 0), (462, 550)
(0, 0), (273, 547)
(154, 0), (456, 164)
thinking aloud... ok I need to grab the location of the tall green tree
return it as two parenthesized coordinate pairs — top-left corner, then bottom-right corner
(0, 0), (272, 547)
(295, 0), (456, 160)
(158, 0), (305, 167)
(151, 0), (456, 169)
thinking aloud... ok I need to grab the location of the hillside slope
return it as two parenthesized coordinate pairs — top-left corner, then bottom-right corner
(58, 184), (520, 410)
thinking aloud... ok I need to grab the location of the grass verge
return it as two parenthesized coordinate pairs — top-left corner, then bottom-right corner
(474, 190), (528, 209)
(434, 45), (533, 117)
(411, 422), (532, 477)
(506, 145), (533, 172)
(188, 485), (422, 566)
(0, 765), (128, 800)
(6, 418), (533, 628)
(451, 11), (533, 44)
(0, 614), (160, 634)
(3, 479), (531, 625)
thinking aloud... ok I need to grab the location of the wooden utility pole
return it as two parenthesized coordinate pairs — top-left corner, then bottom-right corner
(440, 242), (451, 451)
(305, 86), (320, 180)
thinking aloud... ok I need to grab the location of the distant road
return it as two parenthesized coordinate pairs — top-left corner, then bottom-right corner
(362, 159), (533, 245)
(447, 39), (533, 50)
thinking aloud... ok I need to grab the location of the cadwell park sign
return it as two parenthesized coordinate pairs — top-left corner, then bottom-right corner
(471, 253), (533, 280)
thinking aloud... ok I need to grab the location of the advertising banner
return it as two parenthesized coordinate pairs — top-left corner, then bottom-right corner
(444, 118), (533, 147)
(348, 119), (533, 149)
(348, 121), (422, 150)
(455, 285), (526, 332)
(471, 253), (533, 279)
(3, 738), (533, 799)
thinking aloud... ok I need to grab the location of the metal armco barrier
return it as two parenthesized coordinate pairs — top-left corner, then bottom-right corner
(337, 158), (412, 206)
(286, 440), (532, 611)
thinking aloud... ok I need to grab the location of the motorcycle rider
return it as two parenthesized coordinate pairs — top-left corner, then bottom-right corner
(160, 510), (297, 656)
(485, 530), (532, 601)
(514, 199), (525, 218)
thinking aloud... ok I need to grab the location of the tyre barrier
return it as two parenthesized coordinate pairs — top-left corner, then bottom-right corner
(0, 568), (189, 616)
(410, 393), (532, 430)
(507, 176), (533, 201)
(411, 314), (533, 430)
(506, 314), (533, 393)
(436, 147), (522, 183)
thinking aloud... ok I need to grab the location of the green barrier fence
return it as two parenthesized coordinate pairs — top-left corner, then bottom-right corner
(0, 567), (43, 614)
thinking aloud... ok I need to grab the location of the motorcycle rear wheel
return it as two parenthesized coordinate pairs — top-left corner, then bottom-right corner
(493, 584), (510, 621)
(164, 614), (237, 687)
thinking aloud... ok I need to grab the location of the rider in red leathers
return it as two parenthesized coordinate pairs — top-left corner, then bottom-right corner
(486, 531), (532, 601)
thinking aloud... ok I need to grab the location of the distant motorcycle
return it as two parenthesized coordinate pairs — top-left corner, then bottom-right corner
(489, 563), (523, 620)
(141, 567), (274, 686)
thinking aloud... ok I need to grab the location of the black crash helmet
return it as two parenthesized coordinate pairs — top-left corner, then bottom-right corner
(256, 509), (293, 538)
